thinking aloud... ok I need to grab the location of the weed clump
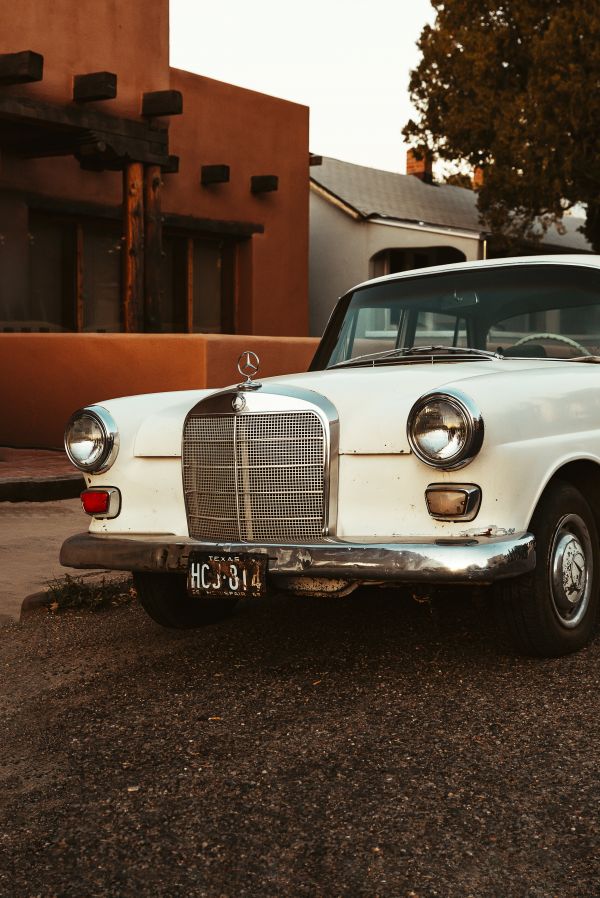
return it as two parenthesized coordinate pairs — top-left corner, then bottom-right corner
(46, 574), (134, 612)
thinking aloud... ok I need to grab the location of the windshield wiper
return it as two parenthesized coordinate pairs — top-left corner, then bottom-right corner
(329, 345), (504, 369)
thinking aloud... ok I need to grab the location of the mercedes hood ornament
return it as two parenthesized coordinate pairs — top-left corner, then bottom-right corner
(237, 350), (262, 390)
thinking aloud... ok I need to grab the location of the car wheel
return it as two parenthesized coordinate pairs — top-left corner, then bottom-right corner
(133, 572), (239, 629)
(495, 480), (599, 657)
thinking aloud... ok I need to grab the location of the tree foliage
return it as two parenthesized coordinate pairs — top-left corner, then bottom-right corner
(403, 0), (600, 250)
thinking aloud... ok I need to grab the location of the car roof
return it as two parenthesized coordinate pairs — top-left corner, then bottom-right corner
(353, 254), (600, 291)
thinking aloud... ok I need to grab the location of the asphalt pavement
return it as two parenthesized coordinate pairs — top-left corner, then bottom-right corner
(2, 451), (599, 896)
(0, 498), (88, 620)
(1, 589), (599, 897)
(0, 447), (102, 620)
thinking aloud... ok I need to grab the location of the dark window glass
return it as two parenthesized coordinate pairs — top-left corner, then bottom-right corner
(158, 234), (233, 334)
(82, 221), (122, 332)
(193, 240), (223, 333)
(28, 212), (75, 331)
(414, 310), (467, 347)
(158, 235), (187, 332)
(1, 206), (237, 334)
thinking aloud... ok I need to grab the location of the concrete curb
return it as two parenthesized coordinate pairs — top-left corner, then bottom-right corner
(0, 475), (84, 503)
(20, 590), (51, 618)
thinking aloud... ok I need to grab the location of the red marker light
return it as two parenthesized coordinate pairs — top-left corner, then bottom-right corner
(81, 489), (111, 515)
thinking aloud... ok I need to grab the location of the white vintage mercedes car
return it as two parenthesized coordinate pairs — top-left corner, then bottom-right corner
(61, 256), (600, 657)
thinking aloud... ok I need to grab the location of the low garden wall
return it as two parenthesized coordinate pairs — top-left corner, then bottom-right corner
(0, 333), (319, 448)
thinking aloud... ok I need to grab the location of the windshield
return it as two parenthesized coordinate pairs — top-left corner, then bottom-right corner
(312, 264), (600, 369)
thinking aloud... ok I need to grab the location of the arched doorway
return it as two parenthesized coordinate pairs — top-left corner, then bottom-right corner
(370, 246), (466, 278)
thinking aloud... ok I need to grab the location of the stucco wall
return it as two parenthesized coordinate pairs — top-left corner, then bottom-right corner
(0, 0), (169, 117)
(0, 333), (318, 449)
(309, 192), (370, 335)
(167, 70), (309, 337)
(309, 189), (482, 336)
(0, 1), (309, 338)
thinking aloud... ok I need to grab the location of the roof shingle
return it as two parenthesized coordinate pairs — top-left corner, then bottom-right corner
(311, 156), (591, 251)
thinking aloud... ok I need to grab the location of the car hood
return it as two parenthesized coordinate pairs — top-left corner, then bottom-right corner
(262, 360), (515, 454)
(130, 357), (580, 457)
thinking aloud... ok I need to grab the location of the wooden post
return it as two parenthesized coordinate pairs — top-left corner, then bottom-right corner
(122, 162), (144, 332)
(144, 164), (162, 331)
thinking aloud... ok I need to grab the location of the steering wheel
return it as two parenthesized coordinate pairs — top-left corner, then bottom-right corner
(511, 332), (591, 357)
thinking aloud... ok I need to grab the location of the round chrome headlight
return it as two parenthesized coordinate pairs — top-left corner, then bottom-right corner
(64, 406), (119, 473)
(407, 391), (483, 469)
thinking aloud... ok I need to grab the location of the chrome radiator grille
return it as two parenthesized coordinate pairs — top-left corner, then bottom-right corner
(183, 411), (326, 542)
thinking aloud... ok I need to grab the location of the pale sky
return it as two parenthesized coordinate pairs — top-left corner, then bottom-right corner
(169, 0), (435, 174)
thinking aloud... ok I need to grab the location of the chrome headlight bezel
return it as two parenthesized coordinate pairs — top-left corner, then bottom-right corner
(64, 405), (120, 474)
(407, 390), (484, 470)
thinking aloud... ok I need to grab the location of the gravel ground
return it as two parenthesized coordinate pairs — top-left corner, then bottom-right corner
(1, 588), (600, 897)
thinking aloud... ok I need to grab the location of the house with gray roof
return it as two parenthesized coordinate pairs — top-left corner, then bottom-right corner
(309, 154), (591, 335)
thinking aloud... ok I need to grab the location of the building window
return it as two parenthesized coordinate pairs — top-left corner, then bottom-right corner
(159, 235), (188, 332)
(82, 221), (122, 332)
(161, 233), (235, 334)
(0, 202), (239, 333)
(192, 240), (222, 332)
(24, 210), (122, 332)
(28, 211), (77, 331)
(370, 246), (467, 278)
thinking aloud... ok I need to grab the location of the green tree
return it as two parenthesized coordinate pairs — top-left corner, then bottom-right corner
(403, 0), (600, 250)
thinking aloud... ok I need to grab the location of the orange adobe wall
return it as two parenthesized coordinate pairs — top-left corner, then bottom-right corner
(166, 69), (309, 337)
(0, 334), (319, 448)
(0, 0), (169, 115)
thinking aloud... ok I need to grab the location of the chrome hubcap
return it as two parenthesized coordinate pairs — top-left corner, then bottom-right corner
(549, 514), (592, 628)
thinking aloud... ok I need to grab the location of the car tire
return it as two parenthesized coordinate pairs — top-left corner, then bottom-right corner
(133, 572), (239, 629)
(495, 480), (599, 657)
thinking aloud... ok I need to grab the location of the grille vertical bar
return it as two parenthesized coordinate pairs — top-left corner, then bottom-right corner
(183, 411), (326, 542)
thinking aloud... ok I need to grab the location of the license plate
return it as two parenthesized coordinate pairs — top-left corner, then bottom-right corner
(187, 552), (267, 598)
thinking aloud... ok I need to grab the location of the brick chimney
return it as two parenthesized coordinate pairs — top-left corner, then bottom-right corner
(406, 148), (433, 184)
(473, 165), (485, 190)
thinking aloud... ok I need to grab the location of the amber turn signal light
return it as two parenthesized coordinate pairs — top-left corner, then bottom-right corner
(80, 488), (121, 519)
(425, 484), (481, 522)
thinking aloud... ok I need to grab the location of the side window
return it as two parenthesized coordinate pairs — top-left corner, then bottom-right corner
(413, 310), (467, 347)
(348, 306), (404, 359)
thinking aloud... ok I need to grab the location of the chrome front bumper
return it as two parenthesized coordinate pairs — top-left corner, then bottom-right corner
(60, 531), (535, 585)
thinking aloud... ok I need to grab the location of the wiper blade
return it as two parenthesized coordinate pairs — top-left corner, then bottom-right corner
(329, 345), (503, 369)
(399, 345), (503, 360)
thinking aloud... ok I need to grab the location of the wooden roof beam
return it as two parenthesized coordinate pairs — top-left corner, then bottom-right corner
(201, 164), (230, 186)
(73, 71), (117, 102)
(251, 175), (278, 194)
(0, 95), (170, 166)
(0, 50), (43, 85)
(141, 90), (183, 117)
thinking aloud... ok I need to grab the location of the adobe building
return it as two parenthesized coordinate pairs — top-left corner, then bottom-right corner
(0, 0), (315, 447)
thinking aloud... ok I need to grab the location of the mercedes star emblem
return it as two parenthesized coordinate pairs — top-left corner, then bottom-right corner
(238, 350), (260, 379)
(232, 394), (246, 412)
(237, 350), (262, 390)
